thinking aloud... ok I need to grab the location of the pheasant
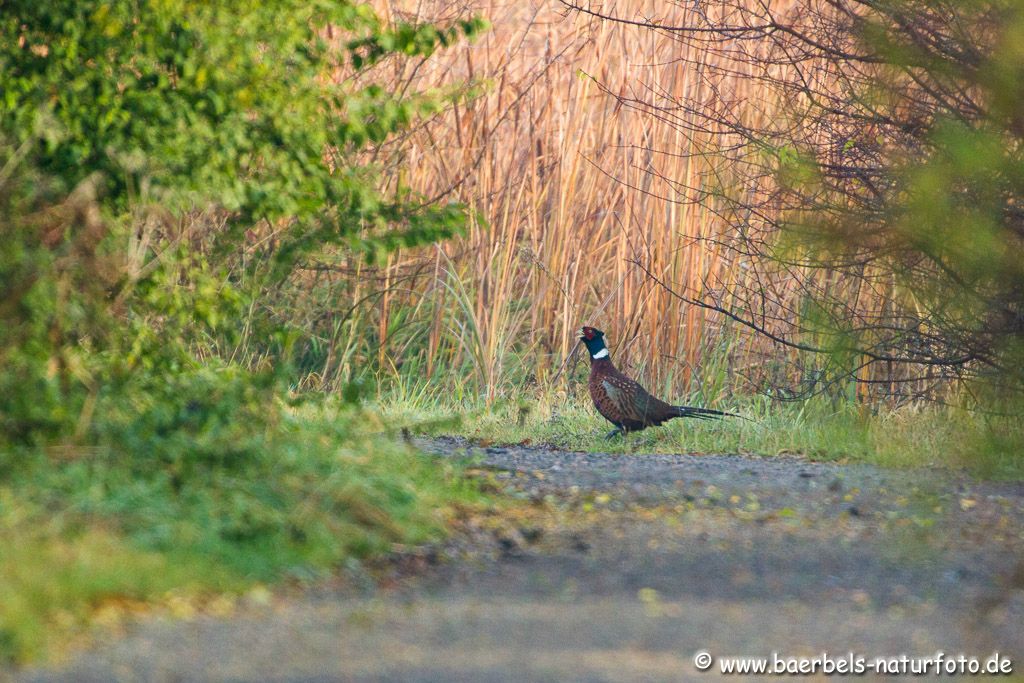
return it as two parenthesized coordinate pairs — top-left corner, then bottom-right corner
(578, 326), (736, 437)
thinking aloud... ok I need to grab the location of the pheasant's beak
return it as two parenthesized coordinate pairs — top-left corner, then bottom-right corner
(576, 328), (587, 341)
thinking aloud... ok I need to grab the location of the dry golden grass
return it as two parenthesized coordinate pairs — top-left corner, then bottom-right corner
(315, 0), (902, 403)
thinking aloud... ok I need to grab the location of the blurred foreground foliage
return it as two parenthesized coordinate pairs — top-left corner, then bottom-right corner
(772, 0), (1024, 403)
(0, 0), (485, 664)
(2, 403), (480, 663)
(0, 0), (485, 445)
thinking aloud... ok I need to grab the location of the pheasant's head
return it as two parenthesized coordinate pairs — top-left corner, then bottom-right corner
(578, 326), (609, 359)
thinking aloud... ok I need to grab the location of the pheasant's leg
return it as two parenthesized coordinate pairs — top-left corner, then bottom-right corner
(605, 427), (623, 439)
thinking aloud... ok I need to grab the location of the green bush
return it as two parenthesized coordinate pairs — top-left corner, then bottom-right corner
(0, 0), (485, 446)
(0, 1), (488, 664)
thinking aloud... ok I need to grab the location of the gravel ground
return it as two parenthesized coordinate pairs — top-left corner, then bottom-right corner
(12, 438), (1024, 682)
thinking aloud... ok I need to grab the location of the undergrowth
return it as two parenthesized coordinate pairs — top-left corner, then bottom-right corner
(0, 1), (488, 667)
(0, 391), (483, 665)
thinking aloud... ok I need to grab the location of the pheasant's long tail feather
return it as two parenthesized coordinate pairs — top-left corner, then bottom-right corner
(672, 405), (740, 420)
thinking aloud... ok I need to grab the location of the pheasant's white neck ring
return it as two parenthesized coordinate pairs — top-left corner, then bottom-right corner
(591, 348), (609, 359)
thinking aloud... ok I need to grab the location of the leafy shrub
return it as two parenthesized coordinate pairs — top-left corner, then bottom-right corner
(0, 1), (485, 447)
(0, 1), (488, 664)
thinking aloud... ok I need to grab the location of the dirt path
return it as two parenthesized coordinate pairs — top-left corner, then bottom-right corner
(16, 438), (1024, 682)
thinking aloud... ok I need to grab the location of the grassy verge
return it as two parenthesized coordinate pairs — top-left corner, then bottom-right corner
(377, 387), (1024, 480)
(0, 403), (484, 666)
(5, 382), (1020, 667)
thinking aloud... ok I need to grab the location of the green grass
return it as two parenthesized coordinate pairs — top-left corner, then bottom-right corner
(5, 379), (1021, 667)
(376, 387), (1024, 480)
(0, 403), (485, 666)
(0, 512), (240, 665)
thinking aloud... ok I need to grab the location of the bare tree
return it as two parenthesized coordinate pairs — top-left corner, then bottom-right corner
(561, 0), (1024, 404)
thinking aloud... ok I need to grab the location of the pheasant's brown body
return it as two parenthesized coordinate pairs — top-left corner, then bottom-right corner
(588, 357), (678, 432)
(578, 326), (735, 436)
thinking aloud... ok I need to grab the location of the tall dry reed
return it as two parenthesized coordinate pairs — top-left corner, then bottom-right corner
(308, 0), (894, 404)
